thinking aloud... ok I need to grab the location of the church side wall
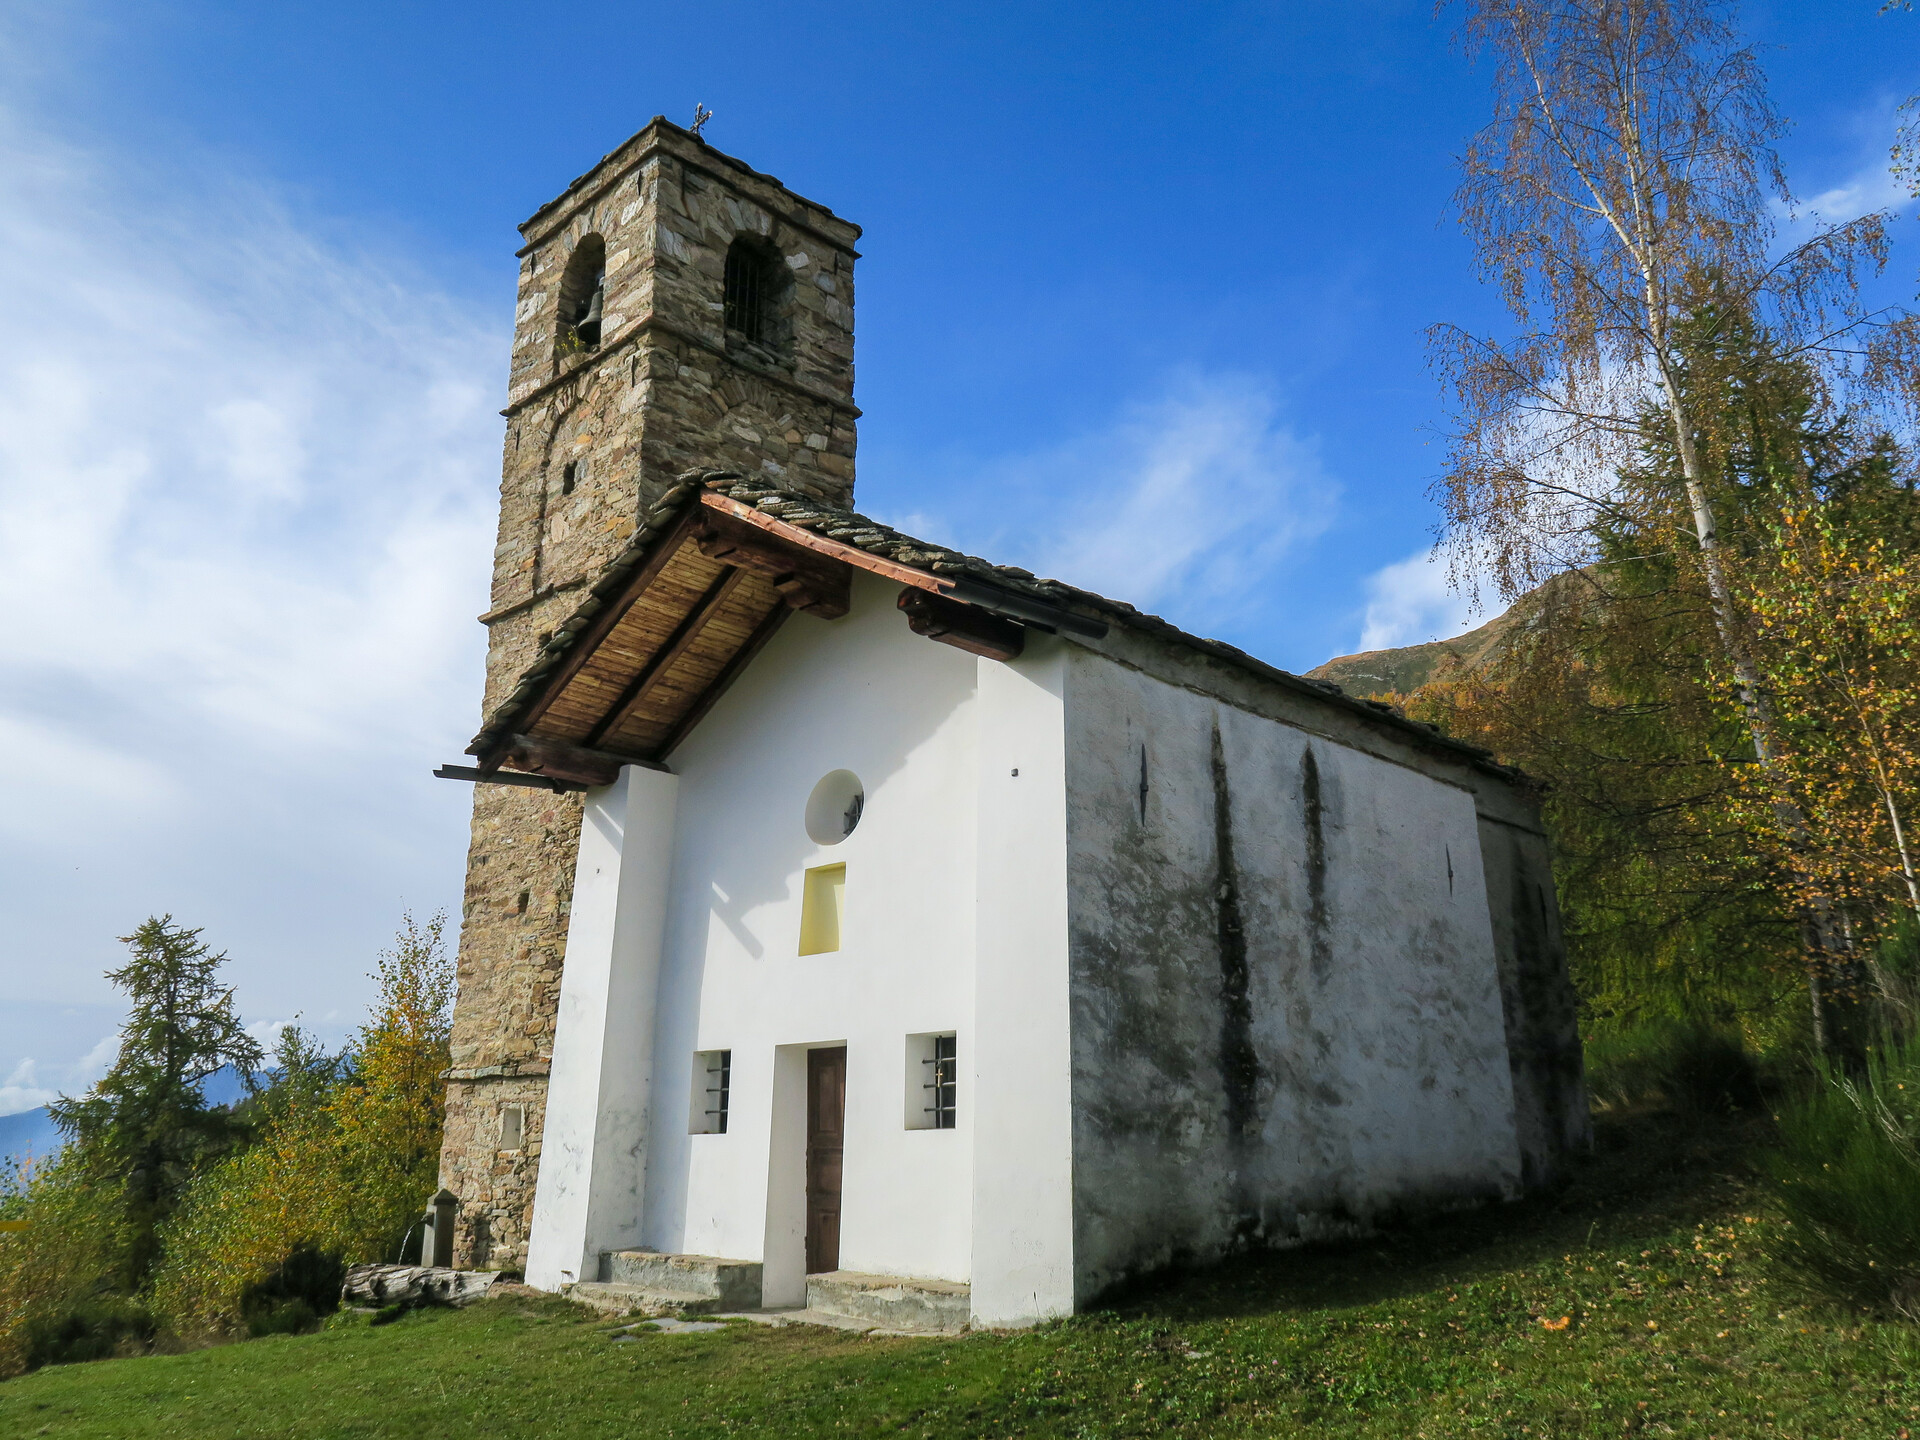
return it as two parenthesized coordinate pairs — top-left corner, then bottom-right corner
(1475, 816), (1590, 1188)
(1062, 650), (1523, 1303)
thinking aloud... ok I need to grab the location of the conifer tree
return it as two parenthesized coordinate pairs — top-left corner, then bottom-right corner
(51, 917), (264, 1285)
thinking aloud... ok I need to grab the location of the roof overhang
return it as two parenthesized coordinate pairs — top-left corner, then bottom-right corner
(444, 490), (1102, 790)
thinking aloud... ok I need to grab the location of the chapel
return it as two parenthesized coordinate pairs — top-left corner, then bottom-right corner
(433, 117), (1588, 1329)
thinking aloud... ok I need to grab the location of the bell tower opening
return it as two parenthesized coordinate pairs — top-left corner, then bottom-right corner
(557, 234), (607, 353)
(724, 235), (793, 363)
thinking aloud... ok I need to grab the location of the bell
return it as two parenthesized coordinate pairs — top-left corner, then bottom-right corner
(576, 282), (604, 346)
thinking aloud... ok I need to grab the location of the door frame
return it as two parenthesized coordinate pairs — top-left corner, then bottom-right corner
(761, 1040), (847, 1307)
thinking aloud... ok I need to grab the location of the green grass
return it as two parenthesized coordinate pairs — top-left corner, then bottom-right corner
(5, 1115), (1919, 1439)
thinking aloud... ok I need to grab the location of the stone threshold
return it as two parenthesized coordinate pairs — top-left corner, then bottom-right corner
(569, 1252), (969, 1335)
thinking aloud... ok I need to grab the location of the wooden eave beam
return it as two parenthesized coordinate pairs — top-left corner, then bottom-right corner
(692, 508), (851, 619)
(492, 505), (708, 756)
(497, 733), (666, 787)
(898, 589), (1025, 662)
(699, 492), (944, 595)
(435, 764), (586, 793)
(584, 566), (751, 749)
(696, 491), (1108, 640)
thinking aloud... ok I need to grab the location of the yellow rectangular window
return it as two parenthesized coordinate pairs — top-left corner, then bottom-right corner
(799, 863), (846, 955)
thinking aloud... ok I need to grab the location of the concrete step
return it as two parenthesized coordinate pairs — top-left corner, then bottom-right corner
(803, 1270), (970, 1334)
(569, 1281), (712, 1317)
(574, 1251), (764, 1315)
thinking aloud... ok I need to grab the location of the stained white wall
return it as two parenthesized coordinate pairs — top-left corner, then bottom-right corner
(641, 572), (982, 1288)
(526, 571), (1536, 1321)
(1062, 651), (1522, 1301)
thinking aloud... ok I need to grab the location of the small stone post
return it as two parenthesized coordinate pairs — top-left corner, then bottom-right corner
(423, 1188), (458, 1269)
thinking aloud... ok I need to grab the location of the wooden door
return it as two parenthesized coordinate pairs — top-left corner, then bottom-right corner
(805, 1046), (847, 1274)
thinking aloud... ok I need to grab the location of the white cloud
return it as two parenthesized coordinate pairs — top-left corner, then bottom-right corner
(0, 114), (501, 761)
(0, 103), (502, 1081)
(0, 1033), (116, 1118)
(1792, 168), (1910, 227)
(1357, 547), (1495, 652)
(880, 373), (1338, 642)
(0, 1059), (58, 1118)
(1773, 98), (1917, 246)
(1776, 161), (1910, 251)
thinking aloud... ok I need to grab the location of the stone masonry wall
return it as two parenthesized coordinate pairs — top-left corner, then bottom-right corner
(440, 120), (859, 1271)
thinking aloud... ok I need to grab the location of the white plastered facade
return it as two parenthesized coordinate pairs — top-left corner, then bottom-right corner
(525, 572), (1541, 1326)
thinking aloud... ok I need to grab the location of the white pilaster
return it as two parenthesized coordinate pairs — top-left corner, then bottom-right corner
(969, 638), (1076, 1325)
(525, 765), (679, 1291)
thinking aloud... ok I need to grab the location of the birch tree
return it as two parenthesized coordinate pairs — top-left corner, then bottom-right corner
(1430, 0), (1914, 1049)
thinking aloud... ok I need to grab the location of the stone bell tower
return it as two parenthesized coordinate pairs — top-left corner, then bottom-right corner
(438, 119), (861, 1271)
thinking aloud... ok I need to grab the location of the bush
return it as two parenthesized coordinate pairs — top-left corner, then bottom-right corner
(21, 1294), (156, 1368)
(150, 1095), (345, 1336)
(1585, 1017), (1766, 1116)
(3, 912), (454, 1371)
(151, 913), (452, 1335)
(1759, 1032), (1920, 1316)
(240, 1244), (345, 1337)
(0, 1152), (141, 1377)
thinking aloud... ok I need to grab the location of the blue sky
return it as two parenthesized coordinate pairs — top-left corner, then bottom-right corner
(2, 0), (1915, 1116)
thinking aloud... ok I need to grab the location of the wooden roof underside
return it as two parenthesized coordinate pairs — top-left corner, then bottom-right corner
(531, 542), (784, 759)
(480, 501), (839, 781)
(472, 491), (1047, 789)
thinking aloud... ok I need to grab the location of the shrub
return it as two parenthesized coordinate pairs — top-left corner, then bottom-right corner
(0, 1152), (141, 1378)
(151, 913), (452, 1335)
(240, 1243), (347, 1336)
(21, 1294), (156, 1368)
(151, 1096), (347, 1336)
(1759, 1031), (1920, 1316)
(1585, 1017), (1765, 1116)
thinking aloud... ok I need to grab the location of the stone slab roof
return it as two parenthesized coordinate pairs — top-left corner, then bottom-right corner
(467, 471), (1513, 783)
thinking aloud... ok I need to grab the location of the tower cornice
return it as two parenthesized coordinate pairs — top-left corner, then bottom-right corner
(517, 117), (862, 258)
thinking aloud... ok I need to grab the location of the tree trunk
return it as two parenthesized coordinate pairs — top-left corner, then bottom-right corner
(1657, 370), (1862, 1053)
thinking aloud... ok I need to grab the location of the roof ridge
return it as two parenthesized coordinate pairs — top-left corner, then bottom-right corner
(468, 468), (1514, 780)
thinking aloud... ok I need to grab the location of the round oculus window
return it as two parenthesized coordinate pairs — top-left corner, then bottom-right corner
(805, 770), (865, 845)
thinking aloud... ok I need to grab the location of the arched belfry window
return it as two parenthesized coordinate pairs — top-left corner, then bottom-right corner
(556, 234), (607, 353)
(723, 236), (792, 359)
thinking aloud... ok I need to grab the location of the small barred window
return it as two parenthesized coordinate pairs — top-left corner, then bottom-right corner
(905, 1032), (958, 1130)
(690, 1049), (731, 1134)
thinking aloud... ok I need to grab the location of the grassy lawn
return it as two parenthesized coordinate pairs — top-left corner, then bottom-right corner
(5, 1115), (1918, 1439)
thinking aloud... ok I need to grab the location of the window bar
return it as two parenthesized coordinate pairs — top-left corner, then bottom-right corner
(725, 248), (764, 342)
(704, 1049), (731, 1134)
(921, 1036), (957, 1129)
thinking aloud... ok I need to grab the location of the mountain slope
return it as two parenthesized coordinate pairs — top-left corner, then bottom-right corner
(1307, 605), (1518, 698)
(0, 1106), (63, 1164)
(1309, 571), (1590, 698)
